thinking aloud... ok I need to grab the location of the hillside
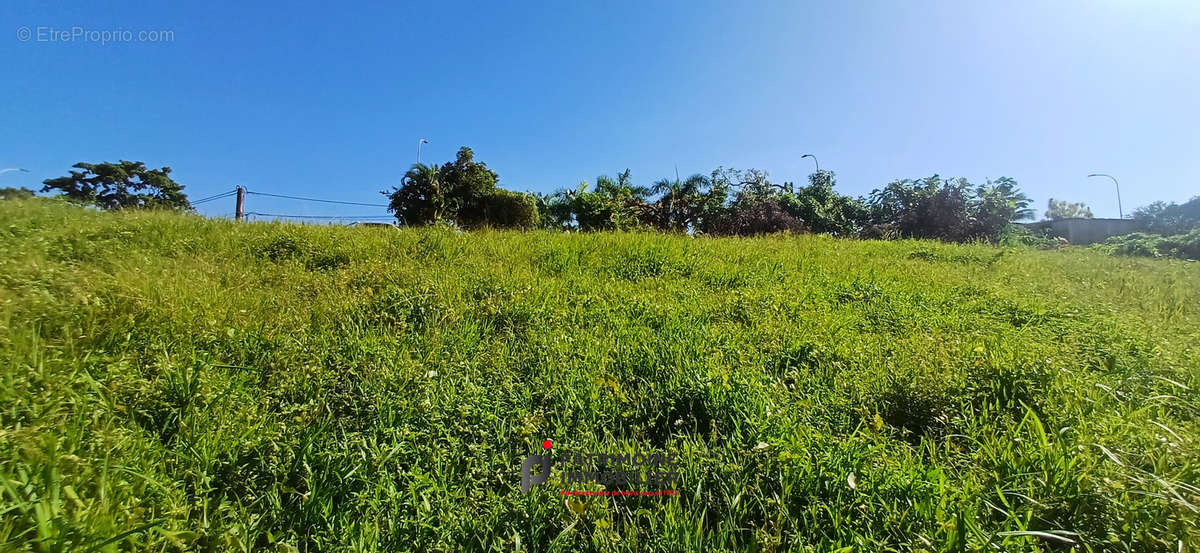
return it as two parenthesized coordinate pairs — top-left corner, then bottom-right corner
(1, 199), (1198, 552)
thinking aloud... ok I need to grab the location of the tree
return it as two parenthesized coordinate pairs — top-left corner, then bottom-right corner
(645, 173), (732, 232)
(534, 185), (585, 231)
(867, 176), (972, 241)
(784, 170), (869, 236)
(571, 187), (615, 231)
(714, 167), (780, 206)
(440, 147), (500, 226)
(704, 166), (871, 236)
(866, 175), (1030, 242)
(1132, 196), (1200, 235)
(972, 177), (1033, 237)
(594, 169), (649, 201)
(41, 161), (190, 211)
(1045, 199), (1093, 220)
(540, 181), (615, 232)
(386, 147), (512, 228)
(588, 169), (654, 230)
(536, 170), (664, 232)
(386, 163), (446, 225)
(696, 167), (784, 234)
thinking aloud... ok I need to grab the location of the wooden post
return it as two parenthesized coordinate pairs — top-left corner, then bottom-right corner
(235, 186), (245, 221)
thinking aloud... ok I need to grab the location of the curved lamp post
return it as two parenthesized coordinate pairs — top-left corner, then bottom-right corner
(0, 168), (30, 177)
(801, 154), (819, 173)
(417, 138), (429, 164)
(1087, 173), (1123, 218)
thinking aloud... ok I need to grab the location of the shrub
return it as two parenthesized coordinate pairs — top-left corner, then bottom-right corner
(572, 191), (617, 231)
(1099, 229), (1200, 260)
(860, 223), (900, 240)
(0, 187), (35, 201)
(1158, 228), (1200, 260)
(997, 224), (1058, 249)
(706, 198), (804, 236)
(462, 189), (539, 229)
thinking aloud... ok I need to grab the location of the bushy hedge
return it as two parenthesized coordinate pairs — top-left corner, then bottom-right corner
(461, 189), (539, 229)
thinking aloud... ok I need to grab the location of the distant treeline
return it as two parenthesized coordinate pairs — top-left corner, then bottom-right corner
(387, 147), (1035, 243)
(18, 152), (1200, 246)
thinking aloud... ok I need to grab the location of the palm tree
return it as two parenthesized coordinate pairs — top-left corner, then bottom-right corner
(414, 163), (448, 221)
(387, 163), (445, 225)
(651, 174), (710, 231)
(589, 170), (653, 230)
(596, 169), (650, 201)
(616, 169), (651, 200)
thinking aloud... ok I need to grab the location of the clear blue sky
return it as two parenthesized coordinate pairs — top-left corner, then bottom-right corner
(3, 1), (1197, 220)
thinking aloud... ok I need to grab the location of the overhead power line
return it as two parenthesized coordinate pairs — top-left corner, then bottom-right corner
(244, 190), (390, 208)
(196, 188), (394, 223)
(244, 212), (395, 220)
(191, 189), (238, 204)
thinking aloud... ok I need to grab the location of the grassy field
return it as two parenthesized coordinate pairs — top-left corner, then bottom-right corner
(1, 199), (1198, 552)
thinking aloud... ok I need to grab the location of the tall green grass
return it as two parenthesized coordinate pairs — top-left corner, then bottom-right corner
(1, 199), (1198, 552)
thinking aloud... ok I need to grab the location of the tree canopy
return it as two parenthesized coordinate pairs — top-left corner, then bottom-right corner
(1132, 196), (1200, 235)
(386, 147), (538, 229)
(1045, 199), (1094, 220)
(41, 161), (191, 211)
(784, 170), (868, 236)
(866, 175), (1031, 241)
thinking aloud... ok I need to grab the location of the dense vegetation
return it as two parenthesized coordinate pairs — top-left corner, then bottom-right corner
(1133, 196), (1200, 236)
(2, 198), (1197, 552)
(385, 148), (1034, 241)
(384, 148), (538, 230)
(1092, 197), (1200, 261)
(0, 188), (36, 202)
(32, 155), (1196, 255)
(1098, 229), (1200, 261)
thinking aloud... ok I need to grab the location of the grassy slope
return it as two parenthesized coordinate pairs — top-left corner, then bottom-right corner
(1, 199), (1198, 552)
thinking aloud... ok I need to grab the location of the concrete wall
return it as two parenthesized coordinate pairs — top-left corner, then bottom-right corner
(1022, 218), (1145, 245)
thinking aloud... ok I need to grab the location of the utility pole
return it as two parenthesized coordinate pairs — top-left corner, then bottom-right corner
(235, 186), (245, 221)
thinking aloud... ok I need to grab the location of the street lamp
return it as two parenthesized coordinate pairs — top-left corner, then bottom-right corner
(1087, 173), (1123, 218)
(417, 138), (429, 164)
(0, 168), (30, 176)
(801, 154), (819, 173)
